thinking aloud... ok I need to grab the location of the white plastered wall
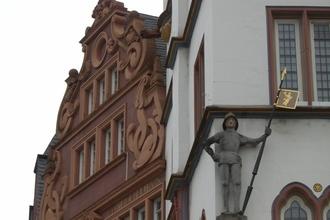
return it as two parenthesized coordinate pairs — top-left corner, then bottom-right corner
(165, 0), (330, 219)
(210, 0), (330, 106)
(188, 117), (330, 219)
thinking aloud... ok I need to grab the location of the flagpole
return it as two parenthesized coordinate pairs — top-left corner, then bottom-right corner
(240, 68), (287, 216)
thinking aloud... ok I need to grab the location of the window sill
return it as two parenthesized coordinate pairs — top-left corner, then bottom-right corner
(312, 101), (330, 107)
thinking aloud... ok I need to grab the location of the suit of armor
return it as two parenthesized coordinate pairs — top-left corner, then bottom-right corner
(203, 113), (271, 213)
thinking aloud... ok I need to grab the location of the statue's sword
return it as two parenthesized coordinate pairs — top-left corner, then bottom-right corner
(240, 68), (298, 215)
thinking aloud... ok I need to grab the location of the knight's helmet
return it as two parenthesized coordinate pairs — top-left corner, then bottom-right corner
(222, 112), (239, 130)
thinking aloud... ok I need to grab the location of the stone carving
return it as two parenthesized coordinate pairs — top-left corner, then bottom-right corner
(88, 9), (154, 79)
(127, 57), (164, 170)
(92, 0), (124, 23)
(113, 11), (153, 80)
(56, 69), (80, 138)
(40, 150), (68, 220)
(203, 113), (271, 214)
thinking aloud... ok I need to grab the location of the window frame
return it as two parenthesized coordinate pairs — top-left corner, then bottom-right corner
(111, 66), (119, 95)
(274, 19), (306, 104)
(153, 197), (162, 220)
(116, 115), (125, 156)
(280, 196), (312, 220)
(97, 105), (126, 168)
(77, 146), (85, 184)
(267, 7), (330, 106)
(309, 20), (330, 105)
(87, 138), (96, 177)
(97, 76), (106, 106)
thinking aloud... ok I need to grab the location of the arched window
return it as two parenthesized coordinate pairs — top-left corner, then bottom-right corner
(280, 196), (311, 220)
(284, 200), (307, 220)
(272, 182), (318, 220)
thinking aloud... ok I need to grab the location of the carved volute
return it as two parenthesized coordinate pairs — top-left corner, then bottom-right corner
(127, 57), (165, 170)
(39, 150), (68, 220)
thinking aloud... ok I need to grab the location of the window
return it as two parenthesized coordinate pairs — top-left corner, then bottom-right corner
(284, 201), (307, 220)
(89, 139), (96, 176)
(327, 209), (330, 220)
(78, 148), (84, 184)
(98, 109), (126, 168)
(137, 207), (145, 220)
(87, 87), (94, 114)
(194, 39), (205, 132)
(117, 117), (124, 155)
(74, 136), (99, 185)
(268, 7), (330, 105)
(311, 21), (330, 102)
(104, 127), (112, 164)
(280, 197), (312, 220)
(111, 68), (119, 95)
(153, 197), (162, 220)
(98, 78), (105, 105)
(275, 20), (302, 93)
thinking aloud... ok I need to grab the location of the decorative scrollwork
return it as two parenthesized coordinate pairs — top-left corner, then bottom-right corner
(56, 69), (80, 138)
(40, 150), (68, 220)
(127, 57), (164, 170)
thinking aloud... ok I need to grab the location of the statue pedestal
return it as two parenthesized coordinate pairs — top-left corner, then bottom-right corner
(216, 213), (247, 220)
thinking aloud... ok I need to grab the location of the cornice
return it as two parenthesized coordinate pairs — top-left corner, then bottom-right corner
(165, 105), (330, 200)
(166, 0), (203, 69)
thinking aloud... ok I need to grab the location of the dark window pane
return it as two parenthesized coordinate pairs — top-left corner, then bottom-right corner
(277, 23), (299, 90)
(284, 200), (307, 220)
(313, 23), (330, 101)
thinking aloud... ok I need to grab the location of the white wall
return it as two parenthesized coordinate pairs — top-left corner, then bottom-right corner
(189, 117), (330, 219)
(165, 0), (330, 219)
(189, 151), (216, 220)
(209, 0), (330, 106)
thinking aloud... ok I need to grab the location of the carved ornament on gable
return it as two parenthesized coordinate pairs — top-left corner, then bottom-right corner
(89, 11), (154, 80)
(40, 150), (68, 220)
(56, 69), (80, 139)
(127, 57), (165, 170)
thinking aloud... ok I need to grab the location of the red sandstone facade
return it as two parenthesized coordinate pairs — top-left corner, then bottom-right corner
(30, 1), (166, 220)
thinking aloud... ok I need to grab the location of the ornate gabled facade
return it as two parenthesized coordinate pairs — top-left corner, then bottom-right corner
(30, 1), (166, 220)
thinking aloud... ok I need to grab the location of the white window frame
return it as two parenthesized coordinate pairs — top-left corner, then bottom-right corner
(78, 149), (84, 183)
(153, 197), (162, 220)
(89, 140), (96, 175)
(310, 20), (330, 106)
(117, 118), (124, 155)
(137, 206), (145, 220)
(99, 78), (105, 105)
(280, 196), (312, 220)
(111, 68), (119, 95)
(274, 19), (307, 105)
(104, 127), (112, 164)
(87, 88), (94, 114)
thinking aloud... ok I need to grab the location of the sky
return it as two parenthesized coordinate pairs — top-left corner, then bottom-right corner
(0, 0), (163, 218)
